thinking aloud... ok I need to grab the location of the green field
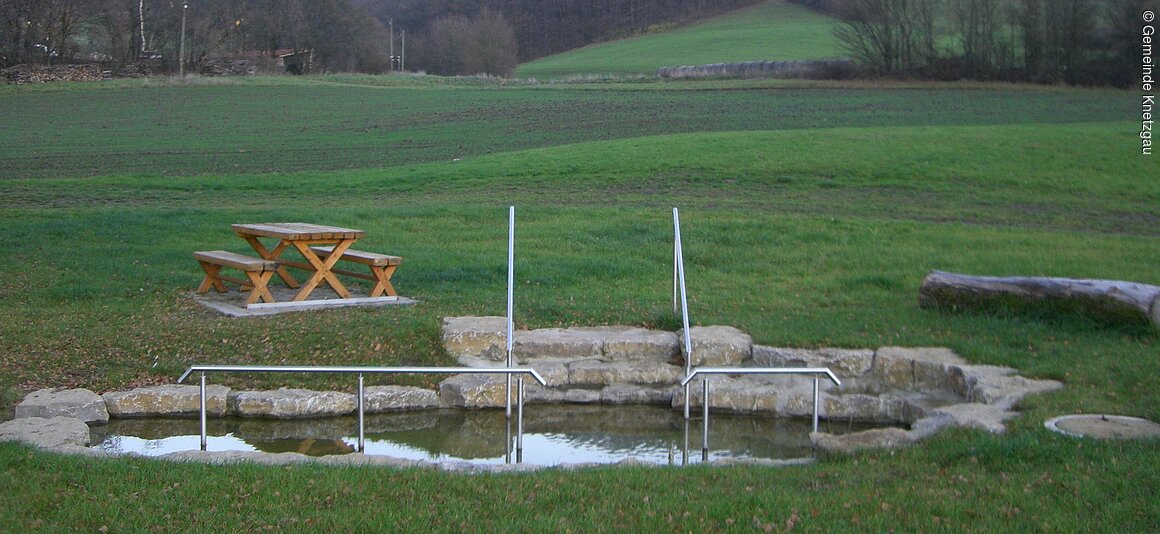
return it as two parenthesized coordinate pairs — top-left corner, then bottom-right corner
(516, 2), (843, 79)
(1, 75), (1158, 531)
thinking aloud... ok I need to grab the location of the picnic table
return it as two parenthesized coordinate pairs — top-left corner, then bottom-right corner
(232, 222), (365, 302)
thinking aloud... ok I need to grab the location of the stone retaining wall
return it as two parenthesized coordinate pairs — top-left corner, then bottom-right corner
(0, 318), (1063, 459)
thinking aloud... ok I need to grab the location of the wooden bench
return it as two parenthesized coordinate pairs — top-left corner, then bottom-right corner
(194, 250), (279, 305)
(310, 246), (402, 297)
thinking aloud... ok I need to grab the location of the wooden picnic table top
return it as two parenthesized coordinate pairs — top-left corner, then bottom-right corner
(231, 222), (365, 241)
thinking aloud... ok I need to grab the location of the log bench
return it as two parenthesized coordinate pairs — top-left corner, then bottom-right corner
(194, 250), (279, 305)
(310, 246), (403, 297)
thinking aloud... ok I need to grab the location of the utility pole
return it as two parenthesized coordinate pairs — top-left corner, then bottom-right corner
(389, 18), (394, 71)
(179, 2), (188, 76)
(400, 30), (405, 71)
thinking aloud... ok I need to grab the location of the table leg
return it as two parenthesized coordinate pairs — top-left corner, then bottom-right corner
(242, 235), (300, 288)
(291, 240), (354, 300)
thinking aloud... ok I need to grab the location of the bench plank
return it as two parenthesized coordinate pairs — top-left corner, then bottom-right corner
(194, 250), (279, 305)
(194, 250), (278, 272)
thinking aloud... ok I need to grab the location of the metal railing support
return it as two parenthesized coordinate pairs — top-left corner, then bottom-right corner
(199, 373), (207, 451)
(506, 206), (516, 419)
(681, 367), (841, 458)
(357, 373), (365, 452)
(701, 378), (709, 461)
(516, 376), (525, 462)
(180, 365), (546, 458)
(812, 376), (820, 433)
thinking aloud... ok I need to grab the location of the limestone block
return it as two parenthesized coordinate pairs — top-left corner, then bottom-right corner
(878, 346), (966, 366)
(514, 328), (603, 360)
(441, 316), (507, 361)
(230, 388), (356, 418)
(673, 378), (780, 412)
(874, 347), (971, 393)
(913, 361), (967, 396)
(561, 388), (603, 403)
(103, 384), (230, 418)
(780, 390), (820, 418)
(683, 326), (752, 366)
(871, 353), (914, 390)
(965, 374), (1063, 410)
(930, 403), (1018, 434)
(438, 374), (512, 408)
(752, 347), (874, 378)
(523, 361), (571, 388)
(568, 360), (683, 387)
(0, 416), (91, 449)
(821, 392), (890, 420)
(16, 388), (109, 424)
(363, 386), (440, 412)
(600, 384), (676, 405)
(585, 327), (679, 362)
(522, 384), (567, 403)
(811, 427), (916, 454)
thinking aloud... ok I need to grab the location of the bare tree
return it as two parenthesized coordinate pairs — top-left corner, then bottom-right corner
(834, 0), (941, 75)
(424, 8), (518, 76)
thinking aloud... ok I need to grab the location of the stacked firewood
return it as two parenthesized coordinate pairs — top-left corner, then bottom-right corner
(2, 64), (104, 84)
(199, 58), (257, 77)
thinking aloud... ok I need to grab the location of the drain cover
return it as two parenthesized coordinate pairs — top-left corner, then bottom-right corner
(1045, 414), (1160, 439)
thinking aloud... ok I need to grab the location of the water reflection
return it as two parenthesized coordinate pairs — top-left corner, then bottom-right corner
(92, 405), (884, 466)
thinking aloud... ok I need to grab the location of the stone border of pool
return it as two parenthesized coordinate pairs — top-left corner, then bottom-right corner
(0, 319), (1066, 469)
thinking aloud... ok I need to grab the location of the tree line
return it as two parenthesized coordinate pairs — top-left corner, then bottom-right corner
(2, 0), (764, 76)
(798, 0), (1156, 87)
(1, 0), (398, 73)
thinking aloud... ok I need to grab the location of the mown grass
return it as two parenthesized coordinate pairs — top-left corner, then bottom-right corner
(517, 1), (844, 79)
(0, 77), (1157, 531)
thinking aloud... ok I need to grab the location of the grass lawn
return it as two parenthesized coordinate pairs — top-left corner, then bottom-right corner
(516, 1), (844, 79)
(0, 75), (1157, 531)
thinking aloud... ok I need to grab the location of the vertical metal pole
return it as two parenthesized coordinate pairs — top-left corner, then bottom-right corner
(673, 225), (679, 315)
(504, 417), (513, 464)
(199, 373), (207, 451)
(506, 206), (515, 419)
(812, 376), (821, 433)
(357, 373), (365, 452)
(516, 376), (525, 463)
(681, 417), (689, 466)
(701, 378), (710, 462)
(674, 208), (693, 420)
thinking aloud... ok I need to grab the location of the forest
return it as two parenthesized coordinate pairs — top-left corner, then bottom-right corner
(804, 0), (1154, 87)
(1, 0), (1153, 84)
(0, 0), (763, 76)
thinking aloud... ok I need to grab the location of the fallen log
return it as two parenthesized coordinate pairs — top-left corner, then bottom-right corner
(919, 270), (1160, 329)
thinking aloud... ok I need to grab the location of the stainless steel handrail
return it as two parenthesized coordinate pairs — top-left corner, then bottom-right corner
(506, 206), (516, 419)
(178, 365), (546, 457)
(681, 367), (842, 460)
(672, 208), (695, 420)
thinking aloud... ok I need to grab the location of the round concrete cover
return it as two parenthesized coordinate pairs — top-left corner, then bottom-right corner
(1045, 414), (1160, 439)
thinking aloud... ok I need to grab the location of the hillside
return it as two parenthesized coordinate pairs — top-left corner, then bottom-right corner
(516, 1), (843, 80)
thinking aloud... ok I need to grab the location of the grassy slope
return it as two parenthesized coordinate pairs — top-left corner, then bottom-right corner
(516, 1), (843, 79)
(0, 78), (1157, 531)
(0, 78), (1131, 180)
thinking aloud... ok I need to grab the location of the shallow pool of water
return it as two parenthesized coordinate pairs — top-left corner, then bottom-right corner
(92, 405), (885, 466)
